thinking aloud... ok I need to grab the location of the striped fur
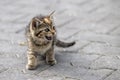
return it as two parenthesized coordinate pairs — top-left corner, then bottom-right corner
(25, 12), (75, 70)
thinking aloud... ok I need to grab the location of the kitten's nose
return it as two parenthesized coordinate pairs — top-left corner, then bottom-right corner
(51, 31), (55, 35)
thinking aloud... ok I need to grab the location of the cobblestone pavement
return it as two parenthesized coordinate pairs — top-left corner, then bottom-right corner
(0, 0), (120, 80)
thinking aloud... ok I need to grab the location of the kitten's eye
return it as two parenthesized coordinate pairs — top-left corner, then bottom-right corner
(45, 28), (50, 32)
(53, 26), (55, 30)
(36, 31), (42, 36)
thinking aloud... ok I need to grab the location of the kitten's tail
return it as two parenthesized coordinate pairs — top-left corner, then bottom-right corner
(56, 39), (75, 48)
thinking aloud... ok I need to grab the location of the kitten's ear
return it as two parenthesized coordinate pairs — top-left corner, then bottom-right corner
(31, 18), (43, 30)
(44, 11), (55, 24)
(48, 11), (55, 19)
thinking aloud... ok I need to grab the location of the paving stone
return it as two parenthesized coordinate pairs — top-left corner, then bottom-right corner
(0, 0), (120, 80)
(0, 32), (25, 43)
(82, 42), (120, 55)
(0, 23), (26, 33)
(38, 53), (100, 79)
(38, 63), (112, 80)
(0, 65), (8, 73)
(73, 32), (120, 47)
(82, 69), (112, 80)
(38, 64), (87, 80)
(104, 70), (120, 80)
(78, 0), (104, 13)
(90, 55), (120, 69)
(63, 77), (81, 80)
(55, 53), (100, 68)
(57, 16), (118, 34)
(0, 39), (26, 54)
(59, 0), (88, 5)
(110, 26), (120, 36)
(0, 68), (37, 80)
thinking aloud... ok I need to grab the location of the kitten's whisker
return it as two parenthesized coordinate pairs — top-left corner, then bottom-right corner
(48, 11), (55, 17)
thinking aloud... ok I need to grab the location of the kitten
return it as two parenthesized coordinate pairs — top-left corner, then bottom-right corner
(25, 11), (75, 70)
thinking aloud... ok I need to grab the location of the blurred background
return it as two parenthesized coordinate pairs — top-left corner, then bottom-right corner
(0, 0), (120, 80)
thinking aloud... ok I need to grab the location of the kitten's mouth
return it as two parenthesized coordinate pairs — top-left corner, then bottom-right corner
(45, 36), (52, 40)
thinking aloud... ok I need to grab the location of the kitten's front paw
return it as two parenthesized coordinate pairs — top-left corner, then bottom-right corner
(47, 60), (57, 66)
(26, 64), (37, 70)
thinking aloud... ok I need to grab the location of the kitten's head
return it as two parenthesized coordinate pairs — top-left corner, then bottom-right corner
(30, 12), (56, 44)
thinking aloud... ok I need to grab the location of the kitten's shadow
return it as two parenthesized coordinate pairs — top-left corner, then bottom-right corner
(35, 52), (63, 69)
(25, 52), (70, 75)
(35, 56), (51, 71)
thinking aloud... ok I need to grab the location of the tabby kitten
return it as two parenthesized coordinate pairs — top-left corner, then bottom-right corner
(26, 12), (75, 70)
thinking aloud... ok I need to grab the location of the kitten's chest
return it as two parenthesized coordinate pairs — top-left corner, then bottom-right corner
(33, 43), (52, 55)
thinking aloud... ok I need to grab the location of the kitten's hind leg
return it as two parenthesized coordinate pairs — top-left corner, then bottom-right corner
(26, 51), (37, 70)
(46, 47), (57, 66)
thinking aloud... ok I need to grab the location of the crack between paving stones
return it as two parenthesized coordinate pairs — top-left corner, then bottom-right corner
(90, 55), (103, 63)
(78, 65), (117, 72)
(78, 0), (91, 6)
(64, 31), (80, 40)
(70, 64), (118, 78)
(1, 20), (27, 24)
(106, 24), (120, 35)
(57, 18), (76, 28)
(89, 67), (117, 71)
(85, 52), (106, 56)
(100, 69), (117, 80)
(79, 42), (91, 50)
(96, 14), (110, 23)
(63, 76), (83, 80)
(81, 55), (103, 76)
(0, 68), (9, 73)
(87, 4), (104, 13)
(57, 50), (78, 53)
(0, 39), (9, 42)
(57, 9), (67, 15)
(79, 42), (106, 54)
(15, 27), (25, 33)
(84, 54), (118, 80)
(88, 41), (114, 47)
(33, 66), (51, 76)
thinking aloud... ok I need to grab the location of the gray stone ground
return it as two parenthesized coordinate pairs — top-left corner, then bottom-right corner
(0, 0), (120, 80)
